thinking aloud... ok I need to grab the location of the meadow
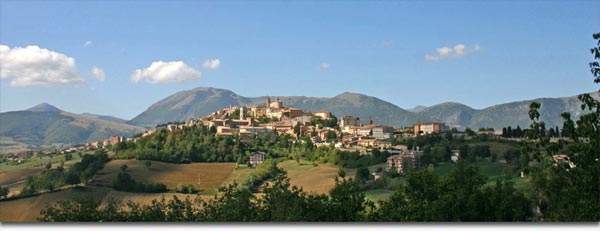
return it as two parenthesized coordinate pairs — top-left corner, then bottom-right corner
(93, 160), (237, 191)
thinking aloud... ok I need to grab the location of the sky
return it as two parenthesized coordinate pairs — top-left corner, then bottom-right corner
(1, 0), (599, 120)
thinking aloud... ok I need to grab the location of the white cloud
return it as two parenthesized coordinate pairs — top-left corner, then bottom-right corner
(321, 63), (330, 70)
(424, 44), (481, 61)
(131, 61), (202, 84)
(91, 66), (105, 81)
(0, 45), (85, 87)
(202, 59), (221, 69)
(84, 41), (93, 47)
(383, 40), (394, 46)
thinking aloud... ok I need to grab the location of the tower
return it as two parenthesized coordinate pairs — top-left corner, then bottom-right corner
(266, 97), (271, 108)
(240, 106), (245, 120)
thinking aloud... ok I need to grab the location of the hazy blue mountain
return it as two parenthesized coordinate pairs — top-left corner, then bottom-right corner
(81, 113), (129, 124)
(25, 103), (62, 113)
(417, 102), (476, 129)
(129, 87), (598, 131)
(416, 93), (599, 130)
(0, 104), (145, 152)
(407, 105), (428, 113)
(129, 87), (427, 128)
(129, 87), (256, 127)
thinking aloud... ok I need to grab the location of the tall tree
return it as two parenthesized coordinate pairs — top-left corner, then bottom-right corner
(525, 32), (600, 221)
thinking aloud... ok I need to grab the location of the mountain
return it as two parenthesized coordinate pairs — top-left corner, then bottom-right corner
(407, 105), (428, 113)
(129, 87), (256, 127)
(0, 104), (145, 152)
(130, 86), (599, 131)
(81, 113), (128, 124)
(416, 93), (600, 130)
(25, 103), (62, 113)
(129, 87), (428, 128)
(418, 102), (476, 128)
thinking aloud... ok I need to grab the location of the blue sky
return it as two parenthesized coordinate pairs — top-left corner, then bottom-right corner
(1, 0), (598, 119)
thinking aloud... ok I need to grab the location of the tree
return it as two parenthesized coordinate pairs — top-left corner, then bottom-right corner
(120, 164), (128, 173)
(45, 162), (52, 170)
(354, 167), (371, 183)
(145, 160), (152, 170)
(0, 186), (8, 199)
(65, 171), (81, 187)
(524, 32), (600, 221)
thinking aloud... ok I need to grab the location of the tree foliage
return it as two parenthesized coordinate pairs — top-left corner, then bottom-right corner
(523, 32), (600, 221)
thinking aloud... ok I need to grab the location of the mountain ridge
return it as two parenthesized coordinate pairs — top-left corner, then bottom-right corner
(128, 86), (598, 130)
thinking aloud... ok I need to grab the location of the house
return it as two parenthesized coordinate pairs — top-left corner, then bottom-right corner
(372, 126), (394, 139)
(358, 126), (373, 137)
(375, 140), (392, 149)
(413, 122), (449, 135)
(340, 116), (360, 127)
(386, 150), (422, 174)
(552, 154), (576, 168)
(451, 150), (461, 163)
(357, 137), (377, 147)
(314, 111), (331, 119)
(371, 171), (384, 180)
(249, 151), (266, 167)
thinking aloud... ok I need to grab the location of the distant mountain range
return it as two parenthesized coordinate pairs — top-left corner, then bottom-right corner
(2, 86), (597, 153)
(128, 87), (430, 128)
(129, 87), (599, 130)
(0, 104), (145, 152)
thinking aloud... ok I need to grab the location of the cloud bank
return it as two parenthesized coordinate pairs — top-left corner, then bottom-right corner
(424, 44), (481, 61)
(0, 45), (85, 87)
(202, 59), (221, 69)
(131, 61), (201, 84)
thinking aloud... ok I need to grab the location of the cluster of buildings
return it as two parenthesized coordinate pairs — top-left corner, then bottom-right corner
(86, 135), (132, 149)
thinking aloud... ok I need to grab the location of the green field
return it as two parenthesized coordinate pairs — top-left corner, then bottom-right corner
(434, 161), (532, 191)
(364, 189), (394, 202)
(0, 154), (82, 172)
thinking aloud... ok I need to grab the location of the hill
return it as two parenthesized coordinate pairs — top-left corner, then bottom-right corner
(0, 104), (145, 152)
(129, 87), (428, 128)
(418, 102), (476, 128)
(81, 113), (129, 124)
(418, 93), (599, 130)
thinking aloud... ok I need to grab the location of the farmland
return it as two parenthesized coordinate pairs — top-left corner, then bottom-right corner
(93, 160), (237, 191)
(0, 185), (215, 222)
(277, 159), (339, 194)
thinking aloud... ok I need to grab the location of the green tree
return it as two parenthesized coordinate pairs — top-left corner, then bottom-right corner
(65, 171), (81, 187)
(524, 32), (600, 221)
(354, 167), (371, 183)
(145, 160), (152, 170)
(120, 164), (128, 173)
(0, 186), (8, 199)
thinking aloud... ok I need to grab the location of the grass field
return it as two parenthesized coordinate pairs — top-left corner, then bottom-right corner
(434, 161), (532, 192)
(220, 166), (254, 187)
(0, 155), (84, 197)
(0, 154), (82, 172)
(278, 159), (339, 194)
(93, 160), (236, 191)
(0, 185), (215, 222)
(472, 141), (519, 160)
(434, 161), (508, 179)
(364, 189), (394, 202)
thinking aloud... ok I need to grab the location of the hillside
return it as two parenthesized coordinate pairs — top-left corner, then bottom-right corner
(129, 87), (428, 128)
(0, 104), (145, 152)
(418, 102), (476, 128)
(418, 93), (599, 130)
(129, 87), (255, 127)
(81, 113), (128, 124)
